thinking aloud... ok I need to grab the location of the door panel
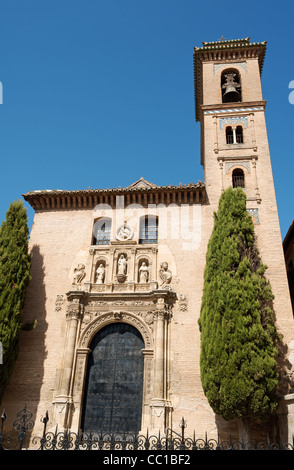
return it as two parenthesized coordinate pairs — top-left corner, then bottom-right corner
(81, 323), (144, 434)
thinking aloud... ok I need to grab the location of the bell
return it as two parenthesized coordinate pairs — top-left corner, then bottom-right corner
(222, 73), (241, 103)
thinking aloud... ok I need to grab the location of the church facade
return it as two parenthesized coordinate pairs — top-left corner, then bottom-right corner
(2, 37), (294, 443)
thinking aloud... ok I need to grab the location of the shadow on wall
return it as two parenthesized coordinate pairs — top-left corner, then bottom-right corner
(1, 245), (47, 432)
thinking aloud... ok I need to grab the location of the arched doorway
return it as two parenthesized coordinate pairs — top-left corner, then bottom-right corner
(81, 323), (145, 434)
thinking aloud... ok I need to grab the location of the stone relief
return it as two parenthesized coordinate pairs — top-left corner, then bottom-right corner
(55, 294), (64, 311)
(179, 294), (188, 311)
(79, 311), (153, 349)
(159, 262), (172, 289)
(116, 221), (133, 241)
(72, 264), (86, 289)
(86, 300), (155, 306)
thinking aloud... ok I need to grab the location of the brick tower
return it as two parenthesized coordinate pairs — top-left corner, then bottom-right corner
(194, 38), (294, 441)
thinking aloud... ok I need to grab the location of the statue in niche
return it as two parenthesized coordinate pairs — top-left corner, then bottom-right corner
(139, 261), (149, 283)
(159, 262), (172, 289)
(72, 264), (86, 289)
(117, 254), (127, 283)
(117, 254), (127, 275)
(96, 263), (105, 284)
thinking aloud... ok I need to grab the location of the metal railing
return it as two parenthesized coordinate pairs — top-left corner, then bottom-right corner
(232, 175), (245, 188)
(226, 134), (243, 144)
(1, 406), (294, 450)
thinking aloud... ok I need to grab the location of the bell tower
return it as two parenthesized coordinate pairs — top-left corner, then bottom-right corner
(193, 37), (268, 209)
(194, 38), (294, 441)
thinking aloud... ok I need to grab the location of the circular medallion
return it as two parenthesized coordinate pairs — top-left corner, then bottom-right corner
(116, 224), (133, 241)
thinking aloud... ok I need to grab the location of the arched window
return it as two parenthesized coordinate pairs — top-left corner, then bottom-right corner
(226, 125), (244, 144)
(236, 125), (243, 144)
(93, 217), (112, 245)
(221, 69), (242, 103)
(139, 215), (158, 244)
(232, 168), (245, 188)
(226, 126), (234, 144)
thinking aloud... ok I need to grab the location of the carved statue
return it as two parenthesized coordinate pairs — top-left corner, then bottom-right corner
(96, 263), (105, 284)
(139, 262), (149, 283)
(72, 264), (86, 288)
(159, 262), (172, 289)
(116, 221), (132, 241)
(117, 254), (127, 275)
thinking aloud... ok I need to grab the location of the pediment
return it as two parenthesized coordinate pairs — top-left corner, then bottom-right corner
(125, 177), (158, 190)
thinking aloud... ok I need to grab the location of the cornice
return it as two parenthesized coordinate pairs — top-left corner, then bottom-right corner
(23, 180), (206, 211)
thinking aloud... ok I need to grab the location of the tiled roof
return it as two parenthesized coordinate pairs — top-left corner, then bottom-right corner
(23, 178), (204, 197)
(23, 178), (206, 210)
(194, 37), (266, 51)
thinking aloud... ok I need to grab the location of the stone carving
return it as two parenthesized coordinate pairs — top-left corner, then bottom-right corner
(72, 264), (86, 289)
(159, 262), (172, 289)
(55, 294), (64, 311)
(179, 294), (188, 311)
(219, 116), (248, 130)
(116, 221), (133, 241)
(117, 254), (127, 283)
(66, 301), (82, 320)
(96, 263), (105, 284)
(80, 311), (153, 348)
(86, 299), (154, 307)
(139, 262), (149, 283)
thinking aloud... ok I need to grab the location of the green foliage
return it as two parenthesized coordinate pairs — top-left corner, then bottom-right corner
(198, 188), (280, 421)
(0, 200), (31, 402)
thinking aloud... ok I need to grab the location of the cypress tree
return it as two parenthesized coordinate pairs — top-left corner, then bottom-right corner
(0, 200), (31, 402)
(198, 188), (280, 423)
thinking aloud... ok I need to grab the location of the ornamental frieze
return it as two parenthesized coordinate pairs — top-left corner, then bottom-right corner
(80, 309), (156, 333)
(79, 311), (154, 349)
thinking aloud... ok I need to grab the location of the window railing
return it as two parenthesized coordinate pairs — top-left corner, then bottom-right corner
(232, 176), (245, 188)
(139, 218), (158, 244)
(226, 134), (243, 144)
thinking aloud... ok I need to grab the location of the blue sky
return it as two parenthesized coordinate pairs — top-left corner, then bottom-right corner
(0, 0), (293, 239)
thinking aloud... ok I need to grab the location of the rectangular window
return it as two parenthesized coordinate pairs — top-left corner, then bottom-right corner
(94, 222), (111, 245)
(139, 217), (158, 244)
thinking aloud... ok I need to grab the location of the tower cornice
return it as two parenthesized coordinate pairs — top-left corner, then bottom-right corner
(200, 100), (267, 118)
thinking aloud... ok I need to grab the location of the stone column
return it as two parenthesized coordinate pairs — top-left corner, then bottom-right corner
(252, 156), (261, 203)
(150, 298), (167, 432)
(141, 349), (153, 432)
(70, 347), (91, 433)
(213, 115), (218, 153)
(52, 291), (84, 429)
(232, 126), (237, 144)
(149, 247), (158, 290)
(249, 112), (257, 150)
(154, 308), (165, 399)
(283, 394), (294, 443)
